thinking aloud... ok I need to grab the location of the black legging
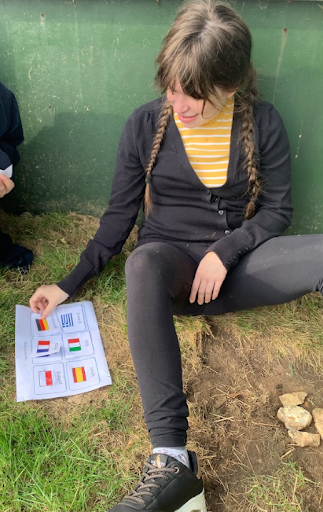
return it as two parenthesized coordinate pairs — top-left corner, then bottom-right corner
(125, 235), (323, 448)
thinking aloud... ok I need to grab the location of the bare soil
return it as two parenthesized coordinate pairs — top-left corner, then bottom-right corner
(94, 296), (323, 511)
(3, 213), (323, 511)
(186, 317), (323, 511)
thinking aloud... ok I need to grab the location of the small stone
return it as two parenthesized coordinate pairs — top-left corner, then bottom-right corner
(312, 408), (323, 440)
(213, 396), (226, 409)
(302, 401), (311, 410)
(277, 406), (312, 430)
(279, 391), (307, 407)
(288, 430), (320, 447)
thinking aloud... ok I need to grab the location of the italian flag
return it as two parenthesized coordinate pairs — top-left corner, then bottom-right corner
(72, 366), (86, 383)
(39, 370), (53, 387)
(68, 338), (81, 352)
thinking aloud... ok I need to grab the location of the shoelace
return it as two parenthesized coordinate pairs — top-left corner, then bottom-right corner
(123, 461), (179, 504)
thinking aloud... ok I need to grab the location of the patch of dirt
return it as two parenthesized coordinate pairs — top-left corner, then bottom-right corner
(185, 318), (323, 511)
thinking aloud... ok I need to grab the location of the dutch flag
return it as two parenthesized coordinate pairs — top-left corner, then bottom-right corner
(37, 340), (50, 353)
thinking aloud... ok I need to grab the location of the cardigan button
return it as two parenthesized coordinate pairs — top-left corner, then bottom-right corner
(224, 229), (231, 235)
(218, 210), (224, 215)
(244, 247), (249, 251)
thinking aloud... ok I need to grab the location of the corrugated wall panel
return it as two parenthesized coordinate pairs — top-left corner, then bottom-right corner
(1, 0), (322, 234)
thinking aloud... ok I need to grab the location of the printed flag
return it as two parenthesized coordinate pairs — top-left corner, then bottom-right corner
(36, 318), (49, 331)
(68, 338), (81, 352)
(72, 366), (86, 383)
(61, 313), (74, 328)
(39, 370), (53, 387)
(37, 340), (50, 354)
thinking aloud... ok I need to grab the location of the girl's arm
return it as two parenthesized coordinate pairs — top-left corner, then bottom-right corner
(30, 113), (146, 317)
(189, 103), (292, 305)
(57, 114), (146, 298)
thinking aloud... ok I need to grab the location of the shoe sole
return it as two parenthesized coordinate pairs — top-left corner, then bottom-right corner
(175, 490), (207, 512)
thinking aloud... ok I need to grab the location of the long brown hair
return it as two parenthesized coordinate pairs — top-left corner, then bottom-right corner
(145, 0), (260, 219)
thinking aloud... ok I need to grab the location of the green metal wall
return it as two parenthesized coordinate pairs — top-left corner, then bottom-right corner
(1, 0), (323, 234)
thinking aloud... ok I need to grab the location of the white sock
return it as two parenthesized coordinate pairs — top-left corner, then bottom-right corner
(153, 446), (190, 469)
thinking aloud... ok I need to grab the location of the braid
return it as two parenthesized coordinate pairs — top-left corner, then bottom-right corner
(236, 64), (261, 219)
(144, 101), (173, 217)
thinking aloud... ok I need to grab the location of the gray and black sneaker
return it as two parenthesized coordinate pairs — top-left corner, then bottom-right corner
(108, 451), (207, 512)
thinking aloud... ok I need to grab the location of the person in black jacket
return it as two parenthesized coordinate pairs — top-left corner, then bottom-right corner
(30, 2), (323, 511)
(0, 81), (33, 272)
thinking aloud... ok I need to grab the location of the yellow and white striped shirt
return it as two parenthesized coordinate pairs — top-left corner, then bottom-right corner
(174, 97), (234, 188)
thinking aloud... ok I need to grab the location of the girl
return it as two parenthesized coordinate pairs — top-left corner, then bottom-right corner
(30, 1), (323, 511)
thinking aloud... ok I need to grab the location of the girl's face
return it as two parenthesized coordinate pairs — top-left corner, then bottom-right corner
(167, 80), (235, 128)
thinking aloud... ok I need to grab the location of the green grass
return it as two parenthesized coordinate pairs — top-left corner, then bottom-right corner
(0, 393), (135, 512)
(227, 295), (323, 374)
(0, 211), (142, 511)
(243, 461), (318, 512)
(1, 210), (323, 511)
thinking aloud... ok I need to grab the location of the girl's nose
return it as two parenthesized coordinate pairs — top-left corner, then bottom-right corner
(173, 96), (189, 114)
(167, 90), (189, 114)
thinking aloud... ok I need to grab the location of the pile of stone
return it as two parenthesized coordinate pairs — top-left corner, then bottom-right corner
(277, 391), (323, 447)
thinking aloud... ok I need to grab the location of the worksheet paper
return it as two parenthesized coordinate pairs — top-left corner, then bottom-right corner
(15, 301), (112, 402)
(0, 164), (13, 178)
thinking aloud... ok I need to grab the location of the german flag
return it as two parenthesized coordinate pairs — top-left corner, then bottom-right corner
(36, 318), (49, 331)
(72, 366), (86, 383)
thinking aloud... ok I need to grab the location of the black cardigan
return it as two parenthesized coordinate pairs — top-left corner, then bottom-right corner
(58, 97), (292, 297)
(0, 81), (24, 169)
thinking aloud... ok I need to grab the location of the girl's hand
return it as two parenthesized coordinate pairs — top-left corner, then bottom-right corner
(29, 285), (69, 318)
(0, 174), (15, 198)
(189, 252), (227, 305)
